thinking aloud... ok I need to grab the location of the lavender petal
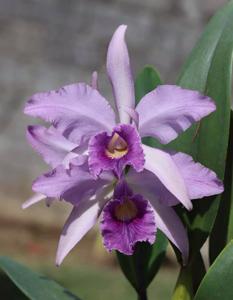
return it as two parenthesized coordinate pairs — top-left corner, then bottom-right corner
(106, 25), (135, 124)
(137, 85), (216, 144)
(24, 83), (116, 144)
(143, 144), (192, 210)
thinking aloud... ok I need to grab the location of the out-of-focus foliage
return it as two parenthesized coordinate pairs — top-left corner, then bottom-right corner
(171, 0), (233, 256)
(210, 112), (233, 262)
(171, 1), (233, 299)
(195, 241), (233, 300)
(0, 257), (81, 300)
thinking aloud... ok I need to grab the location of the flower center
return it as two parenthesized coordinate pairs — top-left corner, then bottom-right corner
(114, 198), (138, 221)
(105, 133), (128, 159)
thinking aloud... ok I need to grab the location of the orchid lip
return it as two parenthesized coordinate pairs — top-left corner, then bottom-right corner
(114, 198), (138, 222)
(105, 132), (128, 159)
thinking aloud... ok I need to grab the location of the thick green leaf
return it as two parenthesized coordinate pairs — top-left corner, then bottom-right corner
(135, 65), (162, 148)
(135, 65), (162, 104)
(167, 0), (233, 255)
(0, 272), (28, 299)
(194, 240), (233, 300)
(116, 66), (167, 294)
(0, 256), (81, 300)
(116, 231), (167, 291)
(146, 231), (168, 286)
(210, 112), (233, 262)
(190, 252), (206, 294)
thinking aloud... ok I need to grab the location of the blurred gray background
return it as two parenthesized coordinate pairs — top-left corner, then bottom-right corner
(0, 0), (227, 262)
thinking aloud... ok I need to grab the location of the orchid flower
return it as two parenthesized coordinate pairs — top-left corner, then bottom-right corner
(23, 24), (223, 265)
(24, 25), (221, 211)
(27, 149), (222, 265)
(29, 163), (190, 266)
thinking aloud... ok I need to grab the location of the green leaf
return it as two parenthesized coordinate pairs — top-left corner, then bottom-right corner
(210, 112), (233, 262)
(194, 240), (233, 300)
(135, 65), (162, 104)
(146, 231), (168, 286)
(116, 231), (167, 292)
(117, 66), (167, 294)
(190, 252), (206, 294)
(0, 256), (81, 300)
(167, 0), (233, 255)
(135, 65), (162, 148)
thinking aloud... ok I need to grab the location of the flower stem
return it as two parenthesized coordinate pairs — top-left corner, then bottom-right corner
(137, 289), (148, 300)
(172, 266), (193, 300)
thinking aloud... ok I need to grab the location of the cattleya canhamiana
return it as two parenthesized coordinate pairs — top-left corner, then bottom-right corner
(23, 25), (223, 265)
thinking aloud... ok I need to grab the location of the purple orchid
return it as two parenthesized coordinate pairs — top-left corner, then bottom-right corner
(24, 25), (220, 210)
(29, 163), (190, 265)
(23, 25), (223, 265)
(27, 150), (222, 265)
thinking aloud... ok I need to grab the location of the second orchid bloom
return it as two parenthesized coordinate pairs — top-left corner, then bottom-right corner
(23, 25), (223, 265)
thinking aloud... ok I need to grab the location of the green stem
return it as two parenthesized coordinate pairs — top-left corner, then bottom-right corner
(172, 266), (194, 300)
(137, 289), (148, 300)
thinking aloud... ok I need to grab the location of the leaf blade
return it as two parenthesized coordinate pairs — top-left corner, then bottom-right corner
(209, 112), (233, 262)
(194, 241), (233, 300)
(116, 231), (168, 291)
(135, 65), (162, 104)
(0, 256), (81, 300)
(167, 0), (233, 254)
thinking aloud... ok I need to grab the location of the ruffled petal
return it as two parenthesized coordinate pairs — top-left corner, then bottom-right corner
(106, 25), (135, 124)
(171, 152), (224, 199)
(125, 173), (189, 263)
(24, 83), (116, 144)
(142, 145), (192, 210)
(137, 85), (216, 144)
(100, 181), (156, 255)
(127, 151), (223, 207)
(27, 125), (77, 167)
(32, 164), (113, 205)
(88, 124), (144, 178)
